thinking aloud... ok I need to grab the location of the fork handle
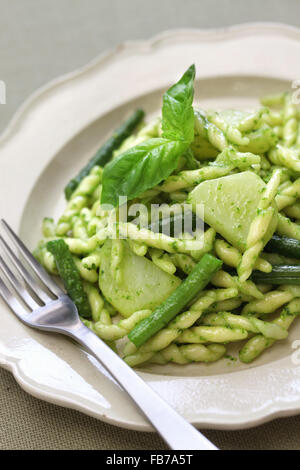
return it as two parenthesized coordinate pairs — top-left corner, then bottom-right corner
(70, 323), (217, 450)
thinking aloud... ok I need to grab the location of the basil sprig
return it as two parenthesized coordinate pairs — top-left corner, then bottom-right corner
(162, 64), (195, 142)
(101, 64), (196, 207)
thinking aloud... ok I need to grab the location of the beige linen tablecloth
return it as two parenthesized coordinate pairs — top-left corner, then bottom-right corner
(1, 367), (299, 450)
(1, 0), (300, 450)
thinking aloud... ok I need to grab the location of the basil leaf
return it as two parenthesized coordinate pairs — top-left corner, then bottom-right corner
(101, 138), (188, 207)
(100, 65), (197, 207)
(162, 64), (195, 143)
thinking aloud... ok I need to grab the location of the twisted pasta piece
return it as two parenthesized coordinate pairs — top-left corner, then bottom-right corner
(176, 325), (248, 344)
(159, 166), (232, 193)
(81, 318), (97, 333)
(73, 257), (98, 283)
(83, 283), (106, 322)
(239, 126), (277, 155)
(207, 111), (250, 146)
(149, 343), (226, 365)
(90, 184), (102, 206)
(191, 110), (228, 159)
(149, 248), (177, 275)
(239, 298), (300, 363)
(215, 147), (261, 170)
(34, 246), (57, 274)
(280, 284), (300, 298)
(260, 155), (272, 171)
(128, 240), (148, 257)
(113, 118), (161, 159)
(277, 213), (300, 240)
(83, 283), (116, 350)
(56, 196), (88, 236)
(91, 199), (101, 217)
(63, 235), (99, 255)
(160, 147), (260, 194)
(124, 288), (238, 366)
(283, 202), (300, 220)
(296, 120), (300, 146)
(277, 179), (291, 192)
(241, 289), (294, 316)
(238, 169), (281, 282)
(80, 207), (92, 225)
(269, 145), (300, 172)
(190, 227), (216, 260)
(35, 244), (98, 282)
(272, 126), (283, 138)
(117, 222), (212, 257)
(168, 253), (196, 275)
(169, 191), (188, 203)
(37, 233), (101, 259)
(211, 269), (263, 300)
(71, 216), (89, 240)
(94, 309), (152, 341)
(260, 166), (290, 185)
(275, 178), (300, 211)
(214, 239), (272, 273)
(87, 216), (103, 237)
(206, 297), (242, 313)
(262, 109), (283, 127)
(110, 239), (123, 283)
(56, 166), (103, 235)
(282, 93), (298, 147)
(81, 248), (102, 270)
(72, 166), (103, 198)
(202, 312), (288, 340)
(237, 108), (267, 132)
(42, 218), (55, 237)
(260, 92), (286, 107)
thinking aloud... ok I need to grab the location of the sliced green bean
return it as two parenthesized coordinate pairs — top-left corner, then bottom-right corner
(128, 254), (222, 347)
(64, 109), (145, 199)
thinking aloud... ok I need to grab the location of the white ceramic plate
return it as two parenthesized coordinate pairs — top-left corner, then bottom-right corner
(1, 22), (300, 431)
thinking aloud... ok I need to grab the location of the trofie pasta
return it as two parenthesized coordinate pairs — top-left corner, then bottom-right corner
(34, 65), (300, 367)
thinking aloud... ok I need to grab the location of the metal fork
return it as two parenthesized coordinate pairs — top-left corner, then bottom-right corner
(0, 219), (217, 450)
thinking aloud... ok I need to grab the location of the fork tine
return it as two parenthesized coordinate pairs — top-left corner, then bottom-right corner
(0, 236), (52, 304)
(1, 220), (63, 297)
(0, 254), (39, 310)
(0, 275), (28, 320)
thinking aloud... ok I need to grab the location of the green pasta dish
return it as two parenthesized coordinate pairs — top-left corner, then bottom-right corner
(34, 64), (300, 368)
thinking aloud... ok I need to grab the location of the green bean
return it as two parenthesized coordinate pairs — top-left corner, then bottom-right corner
(128, 254), (222, 347)
(47, 239), (91, 318)
(64, 109), (145, 199)
(265, 234), (300, 259)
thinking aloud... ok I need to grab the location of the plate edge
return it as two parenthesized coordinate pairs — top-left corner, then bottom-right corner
(2, 21), (300, 431)
(1, 21), (300, 143)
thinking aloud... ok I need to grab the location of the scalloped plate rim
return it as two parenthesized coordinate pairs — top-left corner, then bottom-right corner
(1, 22), (300, 432)
(2, 21), (300, 144)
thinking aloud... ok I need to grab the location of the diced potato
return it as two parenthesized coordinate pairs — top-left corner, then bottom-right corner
(99, 240), (181, 317)
(188, 171), (277, 251)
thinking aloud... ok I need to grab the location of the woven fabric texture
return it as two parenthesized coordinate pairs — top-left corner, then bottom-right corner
(0, 368), (299, 450)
